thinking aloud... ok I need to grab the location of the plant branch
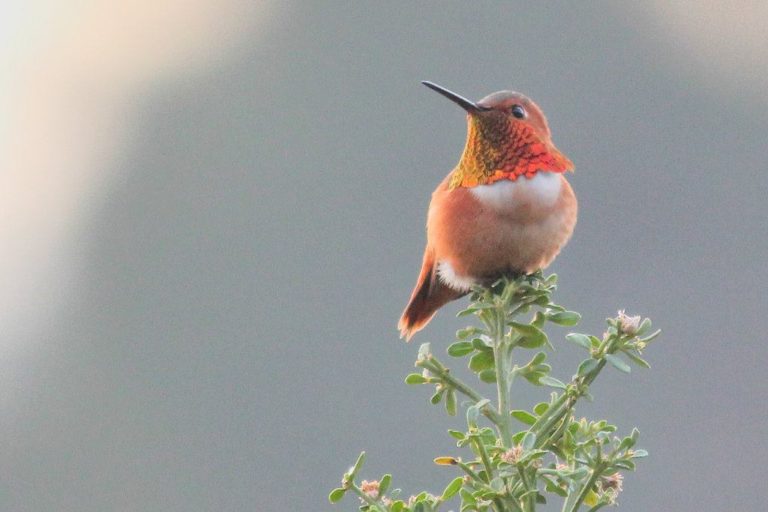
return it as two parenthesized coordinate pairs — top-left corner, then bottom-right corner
(419, 358), (503, 425)
(331, 274), (658, 512)
(516, 465), (536, 512)
(492, 308), (513, 447)
(470, 435), (494, 483)
(457, 460), (483, 483)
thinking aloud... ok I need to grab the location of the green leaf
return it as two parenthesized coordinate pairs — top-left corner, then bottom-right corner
(548, 311), (581, 326)
(631, 449), (649, 458)
(520, 489), (540, 503)
(405, 373), (428, 385)
(577, 358), (599, 377)
(431, 388), (445, 404)
(613, 460), (636, 471)
(446, 389), (457, 416)
(478, 369), (497, 383)
(328, 488), (346, 503)
(511, 322), (547, 348)
(533, 402), (549, 415)
(350, 452), (366, 478)
(511, 410), (537, 425)
(441, 476), (464, 500)
(379, 474), (392, 496)
(564, 466), (590, 482)
(466, 405), (480, 427)
(521, 431), (537, 450)
(624, 350), (651, 368)
(636, 317), (652, 336)
(519, 333), (548, 349)
(447, 341), (474, 357)
(475, 398), (490, 409)
(544, 478), (568, 497)
(519, 449), (549, 464)
(639, 329), (662, 343)
(523, 371), (545, 386)
(471, 337), (491, 351)
(460, 488), (476, 505)
(539, 376), (567, 389)
(448, 429), (466, 441)
(565, 333), (591, 350)
(618, 434), (635, 451)
(469, 351), (494, 372)
(391, 501), (405, 512)
(511, 431), (527, 444)
(605, 354), (631, 373)
(456, 328), (474, 339)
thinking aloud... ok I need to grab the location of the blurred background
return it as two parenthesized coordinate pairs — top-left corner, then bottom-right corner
(2, 1), (767, 510)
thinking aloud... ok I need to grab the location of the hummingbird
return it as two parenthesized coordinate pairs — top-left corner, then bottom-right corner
(398, 81), (577, 340)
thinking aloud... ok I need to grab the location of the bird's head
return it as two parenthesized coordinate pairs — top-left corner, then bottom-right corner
(422, 81), (573, 189)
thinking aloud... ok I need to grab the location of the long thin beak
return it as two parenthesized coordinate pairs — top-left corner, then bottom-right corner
(421, 81), (490, 114)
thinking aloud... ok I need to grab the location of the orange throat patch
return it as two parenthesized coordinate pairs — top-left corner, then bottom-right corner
(448, 117), (573, 189)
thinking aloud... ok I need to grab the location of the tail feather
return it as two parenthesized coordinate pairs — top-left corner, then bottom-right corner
(398, 250), (464, 341)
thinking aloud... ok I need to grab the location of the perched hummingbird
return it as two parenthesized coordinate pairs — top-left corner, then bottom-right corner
(398, 81), (577, 340)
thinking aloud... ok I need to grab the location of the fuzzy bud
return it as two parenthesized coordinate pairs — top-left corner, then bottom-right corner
(360, 480), (380, 497)
(500, 445), (524, 464)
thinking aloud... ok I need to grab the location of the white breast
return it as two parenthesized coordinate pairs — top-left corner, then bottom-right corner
(470, 172), (562, 211)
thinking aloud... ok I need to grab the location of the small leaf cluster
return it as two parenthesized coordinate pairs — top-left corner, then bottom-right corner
(330, 274), (660, 512)
(329, 451), (463, 512)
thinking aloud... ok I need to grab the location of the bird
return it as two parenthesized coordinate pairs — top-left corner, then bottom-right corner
(398, 81), (577, 340)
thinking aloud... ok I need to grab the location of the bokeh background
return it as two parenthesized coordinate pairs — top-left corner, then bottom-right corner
(3, 1), (767, 510)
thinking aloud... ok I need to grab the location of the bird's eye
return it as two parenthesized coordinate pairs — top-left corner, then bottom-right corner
(511, 105), (526, 119)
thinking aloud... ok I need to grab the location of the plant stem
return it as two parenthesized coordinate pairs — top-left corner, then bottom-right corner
(503, 495), (524, 512)
(544, 359), (609, 445)
(471, 435), (494, 483)
(516, 465), (536, 512)
(533, 358), (611, 449)
(457, 460), (483, 483)
(530, 394), (568, 439)
(540, 408), (571, 448)
(419, 358), (502, 425)
(492, 308), (513, 448)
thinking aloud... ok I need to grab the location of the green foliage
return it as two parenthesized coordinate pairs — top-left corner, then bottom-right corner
(330, 273), (661, 512)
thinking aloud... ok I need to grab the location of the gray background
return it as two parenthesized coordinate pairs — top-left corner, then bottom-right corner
(4, 2), (768, 511)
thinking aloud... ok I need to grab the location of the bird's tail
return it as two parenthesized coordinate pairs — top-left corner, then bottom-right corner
(398, 250), (464, 341)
